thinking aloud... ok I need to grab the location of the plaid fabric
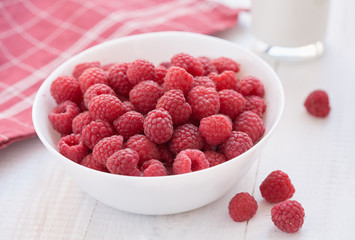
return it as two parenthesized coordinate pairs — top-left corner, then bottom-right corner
(0, 0), (241, 149)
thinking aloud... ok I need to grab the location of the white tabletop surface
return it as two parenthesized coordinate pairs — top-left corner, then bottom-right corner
(1, 0), (355, 239)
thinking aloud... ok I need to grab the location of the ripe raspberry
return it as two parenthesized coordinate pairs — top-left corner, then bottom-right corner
(84, 83), (116, 108)
(199, 114), (232, 146)
(48, 100), (80, 135)
(58, 134), (89, 163)
(159, 61), (170, 69)
(106, 148), (141, 176)
(81, 153), (109, 172)
(164, 66), (194, 96)
(168, 123), (204, 155)
(197, 56), (218, 76)
(244, 95), (266, 117)
(113, 111), (144, 139)
(81, 120), (115, 149)
(304, 90), (330, 117)
(73, 61), (101, 79)
(144, 108), (173, 144)
(50, 75), (82, 104)
(209, 71), (238, 91)
(204, 151), (226, 167)
(142, 159), (168, 177)
(108, 63), (133, 96)
(88, 94), (125, 122)
(218, 89), (246, 120)
(127, 59), (156, 85)
(157, 143), (174, 167)
(170, 53), (204, 76)
(228, 192), (258, 222)
(129, 80), (163, 114)
(156, 89), (192, 125)
(78, 67), (109, 93)
(233, 111), (265, 144)
(173, 149), (209, 175)
(271, 200), (305, 233)
(187, 86), (220, 122)
(125, 134), (161, 165)
(92, 135), (124, 165)
(72, 111), (93, 134)
(102, 63), (115, 72)
(220, 131), (253, 160)
(192, 76), (216, 89)
(236, 76), (265, 97)
(212, 57), (240, 73)
(122, 101), (135, 112)
(154, 65), (168, 85)
(259, 170), (295, 203)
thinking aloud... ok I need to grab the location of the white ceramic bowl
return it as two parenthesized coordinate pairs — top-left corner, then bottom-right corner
(32, 31), (284, 215)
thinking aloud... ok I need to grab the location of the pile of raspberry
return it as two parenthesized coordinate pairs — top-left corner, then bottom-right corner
(48, 53), (267, 177)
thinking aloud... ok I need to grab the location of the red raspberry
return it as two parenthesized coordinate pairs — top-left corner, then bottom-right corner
(228, 192), (258, 222)
(84, 83), (116, 108)
(197, 56), (218, 76)
(220, 131), (253, 160)
(127, 59), (156, 85)
(92, 135), (124, 165)
(168, 123), (204, 155)
(173, 149), (209, 175)
(236, 76), (265, 97)
(218, 89), (246, 120)
(81, 120), (115, 149)
(78, 67), (109, 93)
(144, 108), (173, 144)
(142, 159), (167, 177)
(259, 170), (295, 203)
(233, 111), (265, 144)
(72, 111), (93, 134)
(48, 100), (80, 135)
(58, 134), (89, 163)
(170, 53), (204, 76)
(156, 89), (192, 126)
(102, 63), (115, 72)
(108, 63), (133, 96)
(72, 61), (101, 79)
(113, 111), (144, 139)
(129, 80), (163, 114)
(122, 101), (135, 112)
(159, 61), (170, 69)
(88, 94), (125, 122)
(81, 153), (109, 172)
(50, 75), (82, 104)
(271, 200), (305, 233)
(304, 90), (330, 117)
(157, 143), (175, 167)
(192, 76), (216, 89)
(244, 95), (266, 117)
(209, 71), (238, 91)
(125, 134), (161, 165)
(204, 151), (226, 167)
(212, 57), (240, 73)
(154, 65), (168, 85)
(199, 114), (232, 146)
(187, 86), (220, 122)
(163, 66), (194, 96)
(106, 148), (141, 176)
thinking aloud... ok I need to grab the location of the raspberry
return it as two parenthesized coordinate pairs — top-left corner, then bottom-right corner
(92, 135), (124, 165)
(102, 63), (115, 72)
(129, 80), (163, 114)
(127, 59), (156, 85)
(50, 75), (82, 104)
(73, 61), (101, 79)
(142, 159), (167, 177)
(173, 149), (209, 175)
(228, 192), (258, 222)
(81, 120), (115, 149)
(236, 76), (265, 97)
(157, 143), (174, 167)
(187, 86), (220, 122)
(78, 67), (109, 93)
(304, 90), (330, 117)
(204, 151), (226, 167)
(84, 83), (116, 108)
(163, 66), (194, 96)
(209, 71), (238, 91)
(218, 89), (246, 120)
(233, 111), (265, 144)
(168, 123), (204, 155)
(259, 170), (295, 203)
(154, 65), (168, 85)
(72, 111), (93, 134)
(108, 63), (133, 96)
(58, 134), (89, 163)
(244, 95), (266, 117)
(159, 61), (170, 69)
(192, 76), (216, 89)
(48, 100), (80, 135)
(88, 94), (125, 122)
(197, 56), (217, 76)
(212, 57), (240, 73)
(122, 101), (135, 112)
(106, 148), (141, 176)
(220, 131), (253, 160)
(113, 111), (144, 139)
(143, 108), (174, 144)
(156, 89), (192, 126)
(81, 153), (109, 172)
(271, 200), (305, 233)
(170, 53), (204, 76)
(125, 134), (161, 165)
(199, 114), (232, 146)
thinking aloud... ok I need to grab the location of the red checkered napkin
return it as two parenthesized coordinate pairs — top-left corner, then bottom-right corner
(0, 0), (243, 149)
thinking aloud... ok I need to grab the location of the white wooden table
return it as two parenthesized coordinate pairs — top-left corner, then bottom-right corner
(1, 1), (355, 239)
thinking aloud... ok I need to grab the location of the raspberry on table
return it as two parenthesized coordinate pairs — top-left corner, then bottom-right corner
(125, 134), (161, 165)
(304, 90), (330, 117)
(129, 80), (163, 114)
(58, 134), (89, 163)
(154, 65), (168, 85)
(84, 83), (116, 108)
(173, 149), (209, 175)
(106, 148), (141, 176)
(48, 100), (81, 135)
(50, 75), (82, 104)
(236, 76), (265, 97)
(259, 170), (295, 203)
(108, 63), (133, 96)
(209, 71), (238, 91)
(168, 123), (204, 155)
(113, 111), (144, 139)
(144, 108), (174, 144)
(78, 67), (109, 93)
(142, 159), (168, 177)
(199, 114), (232, 146)
(192, 76), (216, 89)
(80, 119), (115, 149)
(163, 66), (194, 96)
(244, 95), (266, 117)
(127, 59), (156, 85)
(218, 89), (246, 120)
(81, 153), (109, 172)
(233, 111), (265, 144)
(73, 61), (101, 79)
(72, 111), (93, 134)
(271, 200), (305, 233)
(219, 131), (253, 160)
(88, 94), (125, 122)
(228, 192), (258, 222)
(204, 151), (226, 167)
(197, 56), (218, 76)
(92, 135), (124, 165)
(170, 52), (204, 76)
(212, 57), (240, 73)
